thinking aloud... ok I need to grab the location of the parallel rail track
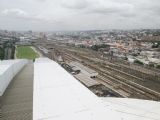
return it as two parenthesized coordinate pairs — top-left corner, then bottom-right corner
(62, 51), (160, 101)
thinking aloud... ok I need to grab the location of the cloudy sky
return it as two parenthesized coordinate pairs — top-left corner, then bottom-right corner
(0, 0), (160, 31)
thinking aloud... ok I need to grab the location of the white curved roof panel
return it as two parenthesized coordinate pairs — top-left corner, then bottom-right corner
(33, 58), (160, 120)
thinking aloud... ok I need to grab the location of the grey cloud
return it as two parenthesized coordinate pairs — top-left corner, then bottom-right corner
(90, 3), (133, 14)
(0, 8), (56, 23)
(35, 0), (46, 1)
(1, 9), (28, 17)
(0, 0), (160, 31)
(61, 0), (134, 17)
(61, 0), (89, 9)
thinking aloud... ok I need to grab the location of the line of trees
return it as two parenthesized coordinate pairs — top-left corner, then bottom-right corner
(91, 44), (110, 51)
(0, 47), (4, 60)
(0, 42), (15, 60)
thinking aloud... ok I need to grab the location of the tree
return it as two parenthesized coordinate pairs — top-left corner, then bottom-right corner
(91, 44), (110, 51)
(0, 47), (4, 60)
(134, 59), (144, 65)
(156, 64), (160, 69)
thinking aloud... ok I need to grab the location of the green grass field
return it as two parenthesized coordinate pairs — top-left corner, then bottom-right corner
(16, 46), (39, 59)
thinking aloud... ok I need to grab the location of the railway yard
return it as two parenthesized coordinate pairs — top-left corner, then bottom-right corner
(34, 42), (160, 101)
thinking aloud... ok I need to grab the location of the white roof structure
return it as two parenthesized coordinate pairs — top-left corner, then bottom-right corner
(101, 98), (160, 120)
(148, 57), (160, 64)
(69, 61), (97, 74)
(34, 58), (160, 120)
(69, 61), (98, 77)
(74, 73), (100, 87)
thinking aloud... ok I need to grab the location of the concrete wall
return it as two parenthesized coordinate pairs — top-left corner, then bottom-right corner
(0, 59), (28, 96)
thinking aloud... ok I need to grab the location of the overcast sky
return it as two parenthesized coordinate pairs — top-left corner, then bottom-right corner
(0, 0), (160, 31)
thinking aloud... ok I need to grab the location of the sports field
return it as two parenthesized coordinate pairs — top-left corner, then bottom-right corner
(16, 46), (39, 59)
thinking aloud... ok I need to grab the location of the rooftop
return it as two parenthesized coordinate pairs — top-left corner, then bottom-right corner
(0, 58), (160, 120)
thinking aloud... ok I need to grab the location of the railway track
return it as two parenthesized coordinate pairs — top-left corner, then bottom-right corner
(62, 51), (160, 101)
(64, 48), (160, 82)
(67, 47), (160, 75)
(68, 52), (160, 85)
(87, 62), (160, 100)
